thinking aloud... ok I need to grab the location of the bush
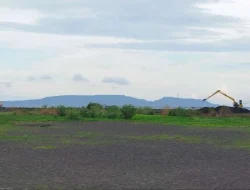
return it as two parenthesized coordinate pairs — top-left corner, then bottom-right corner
(168, 107), (199, 117)
(66, 108), (80, 120)
(56, 105), (67, 116)
(106, 105), (122, 119)
(80, 107), (91, 118)
(86, 102), (103, 110)
(121, 104), (137, 119)
(136, 106), (154, 115)
(80, 104), (107, 118)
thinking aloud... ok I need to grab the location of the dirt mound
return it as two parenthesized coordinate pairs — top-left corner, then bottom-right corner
(216, 106), (250, 114)
(199, 106), (250, 115)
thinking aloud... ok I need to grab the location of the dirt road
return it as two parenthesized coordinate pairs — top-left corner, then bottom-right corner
(1, 121), (250, 189)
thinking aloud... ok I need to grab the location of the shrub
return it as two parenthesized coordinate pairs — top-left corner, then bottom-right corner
(136, 106), (154, 115)
(56, 105), (67, 116)
(106, 105), (122, 119)
(87, 102), (108, 118)
(66, 108), (80, 120)
(121, 104), (137, 119)
(168, 107), (199, 117)
(80, 107), (90, 118)
(80, 105), (107, 118)
(86, 102), (103, 110)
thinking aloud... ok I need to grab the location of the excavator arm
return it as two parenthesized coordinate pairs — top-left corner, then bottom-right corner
(203, 90), (236, 103)
(217, 91), (236, 103)
(203, 90), (242, 108)
(203, 90), (221, 101)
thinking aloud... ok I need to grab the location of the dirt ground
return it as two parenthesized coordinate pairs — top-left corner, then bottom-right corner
(1, 121), (250, 189)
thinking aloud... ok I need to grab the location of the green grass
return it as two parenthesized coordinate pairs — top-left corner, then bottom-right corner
(132, 114), (250, 128)
(129, 134), (202, 143)
(0, 114), (68, 125)
(77, 132), (101, 138)
(128, 133), (250, 150)
(33, 145), (57, 150)
(1, 112), (250, 128)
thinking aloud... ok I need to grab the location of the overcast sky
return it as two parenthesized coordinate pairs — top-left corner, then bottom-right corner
(0, 0), (250, 106)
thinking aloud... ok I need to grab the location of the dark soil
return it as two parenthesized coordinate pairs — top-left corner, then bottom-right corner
(1, 121), (250, 189)
(199, 106), (250, 114)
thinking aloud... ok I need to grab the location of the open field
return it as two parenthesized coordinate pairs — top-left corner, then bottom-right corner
(1, 110), (250, 189)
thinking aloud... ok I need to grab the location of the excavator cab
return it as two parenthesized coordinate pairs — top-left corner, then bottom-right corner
(239, 100), (243, 108)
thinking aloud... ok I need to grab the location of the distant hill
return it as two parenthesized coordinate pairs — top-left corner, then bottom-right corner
(2, 95), (218, 108)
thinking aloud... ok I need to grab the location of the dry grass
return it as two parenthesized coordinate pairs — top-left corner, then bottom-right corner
(39, 108), (58, 116)
(12, 109), (30, 115)
(161, 106), (171, 115)
(10, 108), (58, 116)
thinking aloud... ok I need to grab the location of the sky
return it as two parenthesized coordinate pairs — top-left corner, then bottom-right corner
(0, 0), (250, 106)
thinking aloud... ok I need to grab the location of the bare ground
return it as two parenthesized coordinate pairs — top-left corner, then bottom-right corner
(1, 121), (250, 189)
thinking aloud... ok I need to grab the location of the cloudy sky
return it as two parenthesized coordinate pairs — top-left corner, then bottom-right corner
(0, 0), (250, 106)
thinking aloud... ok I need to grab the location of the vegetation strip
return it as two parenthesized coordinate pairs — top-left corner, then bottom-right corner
(1, 102), (250, 150)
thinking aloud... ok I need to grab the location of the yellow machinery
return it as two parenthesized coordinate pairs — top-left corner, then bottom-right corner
(203, 90), (243, 108)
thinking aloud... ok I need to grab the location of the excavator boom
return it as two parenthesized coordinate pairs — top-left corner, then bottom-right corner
(203, 90), (220, 101)
(218, 91), (236, 103)
(203, 90), (243, 108)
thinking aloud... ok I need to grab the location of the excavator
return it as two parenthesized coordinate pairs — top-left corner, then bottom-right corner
(203, 90), (243, 108)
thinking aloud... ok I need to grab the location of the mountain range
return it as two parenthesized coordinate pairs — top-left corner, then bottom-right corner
(2, 95), (218, 108)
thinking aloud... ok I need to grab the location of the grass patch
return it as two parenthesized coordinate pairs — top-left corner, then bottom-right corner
(229, 139), (250, 149)
(128, 133), (250, 151)
(129, 134), (202, 143)
(132, 114), (250, 128)
(33, 145), (57, 150)
(77, 132), (101, 138)
(0, 114), (68, 125)
(76, 139), (128, 146)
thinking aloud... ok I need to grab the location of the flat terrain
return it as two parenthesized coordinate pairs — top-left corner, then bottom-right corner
(1, 121), (250, 189)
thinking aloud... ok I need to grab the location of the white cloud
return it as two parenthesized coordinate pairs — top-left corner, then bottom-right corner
(0, 5), (97, 25)
(0, 82), (11, 88)
(196, 0), (250, 21)
(191, 93), (198, 99)
(0, 7), (44, 24)
(72, 74), (88, 82)
(48, 7), (97, 19)
(196, 0), (250, 39)
(0, 30), (142, 50)
(40, 75), (52, 80)
(28, 76), (36, 81)
(102, 77), (130, 85)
